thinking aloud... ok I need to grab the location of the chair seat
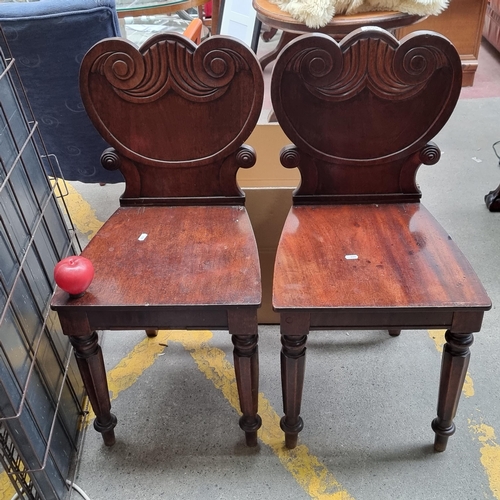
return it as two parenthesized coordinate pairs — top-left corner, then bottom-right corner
(53, 205), (261, 310)
(273, 203), (490, 311)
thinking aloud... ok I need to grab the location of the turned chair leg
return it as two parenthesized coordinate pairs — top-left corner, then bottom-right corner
(232, 333), (261, 446)
(229, 309), (261, 446)
(70, 332), (117, 446)
(279, 313), (310, 449)
(280, 333), (307, 449)
(431, 330), (473, 452)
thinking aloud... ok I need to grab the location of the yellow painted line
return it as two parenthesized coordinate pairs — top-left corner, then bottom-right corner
(469, 419), (500, 498)
(51, 178), (104, 240)
(85, 330), (181, 422)
(0, 471), (15, 500)
(170, 330), (353, 500)
(428, 329), (474, 397)
(86, 330), (354, 500)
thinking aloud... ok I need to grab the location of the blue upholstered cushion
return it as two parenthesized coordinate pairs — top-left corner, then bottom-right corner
(0, 0), (124, 183)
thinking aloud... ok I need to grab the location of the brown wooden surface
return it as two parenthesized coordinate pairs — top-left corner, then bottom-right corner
(270, 29), (491, 452)
(51, 33), (263, 447)
(271, 30), (462, 204)
(52, 206), (260, 309)
(483, 0), (500, 53)
(253, 0), (424, 35)
(273, 204), (490, 311)
(397, 0), (488, 86)
(80, 34), (263, 201)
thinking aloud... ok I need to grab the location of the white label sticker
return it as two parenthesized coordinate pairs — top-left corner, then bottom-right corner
(138, 233), (148, 241)
(345, 254), (358, 260)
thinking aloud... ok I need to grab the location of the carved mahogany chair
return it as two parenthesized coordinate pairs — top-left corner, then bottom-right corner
(271, 29), (491, 452)
(51, 33), (264, 447)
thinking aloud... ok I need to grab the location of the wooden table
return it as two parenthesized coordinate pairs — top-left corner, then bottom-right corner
(253, 0), (425, 69)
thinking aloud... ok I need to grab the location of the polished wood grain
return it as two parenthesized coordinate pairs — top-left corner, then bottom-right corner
(271, 29), (491, 452)
(274, 204), (490, 310)
(80, 35), (263, 202)
(51, 33), (263, 447)
(52, 206), (260, 309)
(272, 30), (462, 204)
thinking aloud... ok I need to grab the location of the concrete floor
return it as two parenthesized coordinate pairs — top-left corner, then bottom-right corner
(61, 20), (500, 500)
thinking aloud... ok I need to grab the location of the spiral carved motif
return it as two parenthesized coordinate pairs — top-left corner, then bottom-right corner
(394, 46), (443, 86)
(100, 148), (121, 171)
(287, 37), (448, 102)
(194, 45), (238, 88)
(100, 51), (145, 91)
(420, 143), (441, 165)
(236, 148), (256, 169)
(92, 38), (248, 103)
(295, 48), (341, 88)
(280, 146), (300, 169)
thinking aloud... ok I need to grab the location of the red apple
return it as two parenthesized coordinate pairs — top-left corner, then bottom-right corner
(54, 256), (94, 297)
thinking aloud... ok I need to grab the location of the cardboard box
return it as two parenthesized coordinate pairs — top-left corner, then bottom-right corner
(238, 122), (299, 188)
(239, 123), (300, 324)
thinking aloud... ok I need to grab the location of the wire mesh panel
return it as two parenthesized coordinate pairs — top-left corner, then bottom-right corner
(0, 29), (85, 500)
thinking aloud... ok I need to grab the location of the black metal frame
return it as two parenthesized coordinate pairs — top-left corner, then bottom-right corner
(0, 27), (85, 500)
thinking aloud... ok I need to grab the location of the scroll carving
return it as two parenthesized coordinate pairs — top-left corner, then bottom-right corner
(287, 33), (450, 102)
(100, 148), (121, 171)
(270, 29), (462, 202)
(90, 37), (249, 103)
(419, 142), (441, 165)
(80, 33), (263, 183)
(235, 147), (257, 169)
(280, 145), (301, 169)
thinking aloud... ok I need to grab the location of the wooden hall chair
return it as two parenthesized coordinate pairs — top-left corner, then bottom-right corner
(51, 33), (264, 447)
(271, 29), (491, 452)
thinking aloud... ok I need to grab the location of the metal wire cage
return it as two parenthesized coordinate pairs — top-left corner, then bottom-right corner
(0, 27), (86, 500)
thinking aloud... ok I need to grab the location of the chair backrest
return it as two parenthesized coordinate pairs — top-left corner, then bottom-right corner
(80, 33), (264, 205)
(0, 0), (123, 184)
(270, 28), (462, 205)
